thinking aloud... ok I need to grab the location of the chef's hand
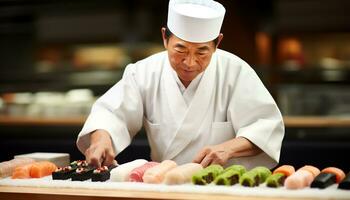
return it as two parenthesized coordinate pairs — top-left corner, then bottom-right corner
(192, 137), (262, 167)
(85, 129), (117, 167)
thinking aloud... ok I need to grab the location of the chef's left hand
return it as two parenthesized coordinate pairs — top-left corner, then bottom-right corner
(192, 142), (231, 167)
(192, 137), (262, 167)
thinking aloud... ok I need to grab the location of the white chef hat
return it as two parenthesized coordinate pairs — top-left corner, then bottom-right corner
(167, 0), (225, 43)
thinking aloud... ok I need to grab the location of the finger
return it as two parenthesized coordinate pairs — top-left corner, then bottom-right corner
(200, 156), (213, 168)
(192, 148), (209, 163)
(87, 147), (104, 167)
(102, 150), (115, 167)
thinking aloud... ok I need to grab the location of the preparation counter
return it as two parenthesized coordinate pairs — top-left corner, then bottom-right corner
(0, 177), (349, 200)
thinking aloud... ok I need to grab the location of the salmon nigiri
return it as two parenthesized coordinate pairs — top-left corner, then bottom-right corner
(12, 164), (33, 179)
(30, 161), (57, 178)
(273, 165), (295, 177)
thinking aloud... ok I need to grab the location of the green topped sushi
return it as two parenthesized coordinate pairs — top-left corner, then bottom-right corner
(266, 173), (286, 187)
(239, 170), (259, 187)
(251, 166), (272, 183)
(192, 164), (224, 185)
(224, 165), (246, 176)
(213, 168), (242, 186)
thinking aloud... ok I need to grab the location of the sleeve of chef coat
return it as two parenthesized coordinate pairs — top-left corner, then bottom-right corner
(76, 64), (144, 155)
(228, 61), (285, 167)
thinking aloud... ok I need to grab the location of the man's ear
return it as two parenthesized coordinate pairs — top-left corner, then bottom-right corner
(161, 27), (168, 49)
(216, 33), (224, 48)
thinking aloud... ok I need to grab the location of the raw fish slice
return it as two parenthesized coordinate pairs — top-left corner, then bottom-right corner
(273, 165), (295, 177)
(12, 164), (33, 179)
(164, 163), (203, 185)
(299, 165), (320, 178)
(143, 160), (177, 184)
(0, 158), (35, 178)
(285, 170), (313, 189)
(30, 161), (57, 178)
(110, 159), (147, 182)
(129, 162), (159, 182)
(321, 167), (345, 183)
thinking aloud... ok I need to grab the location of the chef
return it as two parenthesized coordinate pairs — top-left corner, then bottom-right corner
(76, 0), (284, 169)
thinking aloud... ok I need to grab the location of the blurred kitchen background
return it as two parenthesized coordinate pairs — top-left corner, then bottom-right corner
(0, 0), (349, 170)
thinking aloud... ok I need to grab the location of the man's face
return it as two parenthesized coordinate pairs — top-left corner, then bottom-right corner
(162, 29), (222, 87)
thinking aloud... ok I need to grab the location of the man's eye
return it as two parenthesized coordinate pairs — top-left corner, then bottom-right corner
(175, 49), (185, 54)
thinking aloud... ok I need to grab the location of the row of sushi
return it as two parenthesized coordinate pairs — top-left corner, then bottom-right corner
(52, 159), (350, 190)
(1, 158), (349, 190)
(193, 164), (350, 190)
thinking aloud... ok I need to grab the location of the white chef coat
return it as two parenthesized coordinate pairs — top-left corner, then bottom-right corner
(77, 49), (285, 169)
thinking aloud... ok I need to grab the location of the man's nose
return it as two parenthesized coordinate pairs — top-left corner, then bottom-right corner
(183, 55), (197, 67)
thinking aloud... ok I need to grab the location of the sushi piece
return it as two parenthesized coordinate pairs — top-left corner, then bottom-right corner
(91, 166), (117, 182)
(12, 163), (33, 179)
(52, 160), (89, 180)
(143, 160), (177, 184)
(192, 164), (224, 185)
(164, 163), (203, 185)
(239, 170), (259, 187)
(129, 162), (159, 182)
(338, 172), (350, 190)
(321, 167), (345, 183)
(285, 168), (314, 189)
(266, 173), (286, 188)
(251, 166), (272, 183)
(110, 159), (147, 182)
(311, 173), (336, 189)
(213, 168), (242, 186)
(30, 161), (57, 178)
(273, 165), (295, 177)
(0, 158), (35, 178)
(52, 165), (76, 180)
(299, 165), (320, 178)
(71, 166), (94, 181)
(223, 165), (246, 175)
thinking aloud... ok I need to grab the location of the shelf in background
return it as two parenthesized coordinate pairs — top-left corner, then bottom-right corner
(0, 115), (87, 126)
(283, 116), (350, 128)
(1, 115), (350, 127)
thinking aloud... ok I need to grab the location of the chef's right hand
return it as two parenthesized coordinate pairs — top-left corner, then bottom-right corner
(85, 129), (117, 167)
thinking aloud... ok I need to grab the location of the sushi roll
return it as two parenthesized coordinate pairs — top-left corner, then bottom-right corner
(192, 164), (224, 185)
(71, 166), (94, 181)
(239, 170), (259, 187)
(338, 172), (350, 190)
(213, 168), (241, 186)
(311, 173), (336, 189)
(52, 165), (77, 180)
(266, 173), (286, 188)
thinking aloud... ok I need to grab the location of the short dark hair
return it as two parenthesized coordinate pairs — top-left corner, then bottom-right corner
(164, 27), (219, 46)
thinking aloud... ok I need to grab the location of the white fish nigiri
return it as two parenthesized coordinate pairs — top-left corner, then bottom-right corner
(143, 160), (177, 184)
(110, 159), (147, 182)
(164, 163), (203, 185)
